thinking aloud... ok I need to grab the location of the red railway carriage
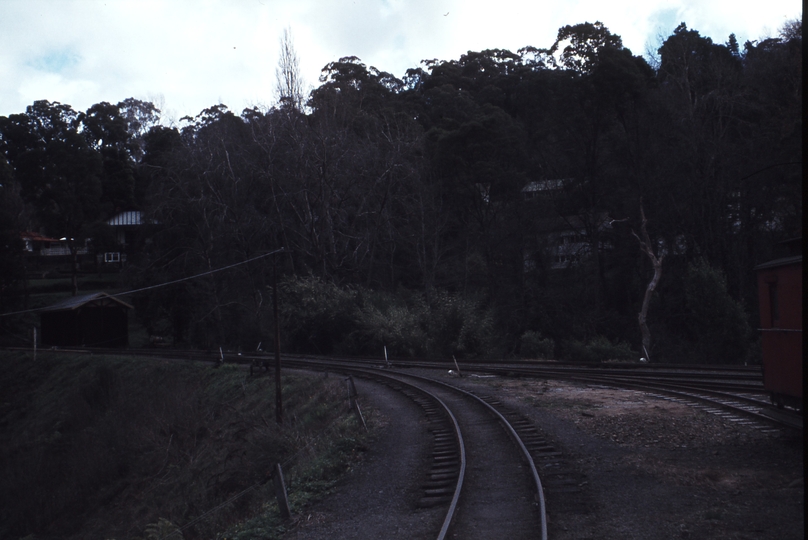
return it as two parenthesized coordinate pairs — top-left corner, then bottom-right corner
(755, 249), (802, 410)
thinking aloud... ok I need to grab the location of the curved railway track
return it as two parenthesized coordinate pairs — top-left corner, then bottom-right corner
(316, 365), (548, 540)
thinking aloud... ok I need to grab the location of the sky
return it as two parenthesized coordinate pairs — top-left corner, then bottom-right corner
(0, 0), (801, 123)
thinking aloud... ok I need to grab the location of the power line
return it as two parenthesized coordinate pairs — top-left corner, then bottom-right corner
(0, 248), (285, 318)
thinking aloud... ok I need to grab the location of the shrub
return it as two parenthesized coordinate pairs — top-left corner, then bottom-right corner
(279, 276), (360, 354)
(351, 291), (428, 357)
(564, 335), (634, 362)
(684, 259), (752, 364)
(519, 331), (555, 359)
(425, 290), (497, 358)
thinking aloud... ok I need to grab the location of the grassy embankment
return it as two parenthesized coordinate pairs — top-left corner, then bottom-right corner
(0, 351), (372, 540)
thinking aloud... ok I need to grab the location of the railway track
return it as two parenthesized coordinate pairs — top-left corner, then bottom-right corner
(317, 366), (549, 540)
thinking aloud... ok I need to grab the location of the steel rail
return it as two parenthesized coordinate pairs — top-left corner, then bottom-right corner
(299, 364), (467, 540)
(386, 369), (549, 540)
(289, 358), (548, 540)
(561, 374), (802, 431)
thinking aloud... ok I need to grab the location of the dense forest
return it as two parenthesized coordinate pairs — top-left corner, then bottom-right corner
(0, 21), (802, 363)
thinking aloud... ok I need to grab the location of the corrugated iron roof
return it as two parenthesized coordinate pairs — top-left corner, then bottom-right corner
(107, 211), (143, 226)
(41, 292), (134, 312)
(754, 255), (803, 271)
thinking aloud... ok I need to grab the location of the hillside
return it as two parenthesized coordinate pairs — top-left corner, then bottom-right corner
(0, 351), (366, 539)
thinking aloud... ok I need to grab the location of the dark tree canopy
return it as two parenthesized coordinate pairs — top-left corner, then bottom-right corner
(0, 21), (801, 363)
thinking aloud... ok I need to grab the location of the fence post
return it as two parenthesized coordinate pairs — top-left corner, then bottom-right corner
(274, 463), (292, 520)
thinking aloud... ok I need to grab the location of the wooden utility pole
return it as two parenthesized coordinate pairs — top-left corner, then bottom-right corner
(273, 249), (284, 424)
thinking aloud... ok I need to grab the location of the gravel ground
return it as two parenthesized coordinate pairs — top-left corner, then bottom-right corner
(283, 372), (803, 540)
(283, 377), (444, 539)
(456, 376), (804, 540)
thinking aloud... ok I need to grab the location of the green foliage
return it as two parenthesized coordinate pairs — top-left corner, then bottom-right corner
(0, 352), (361, 540)
(278, 277), (500, 359)
(423, 290), (498, 358)
(564, 335), (634, 362)
(683, 259), (752, 364)
(143, 518), (183, 540)
(351, 290), (428, 357)
(279, 275), (361, 354)
(519, 330), (555, 359)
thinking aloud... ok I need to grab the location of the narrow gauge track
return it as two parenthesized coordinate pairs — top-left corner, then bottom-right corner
(341, 368), (466, 540)
(316, 365), (549, 540)
(569, 375), (803, 432)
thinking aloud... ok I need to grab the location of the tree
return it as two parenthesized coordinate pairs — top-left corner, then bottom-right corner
(0, 160), (26, 313)
(547, 21), (624, 72)
(275, 27), (306, 112)
(632, 201), (663, 361)
(0, 101), (103, 294)
(80, 101), (137, 214)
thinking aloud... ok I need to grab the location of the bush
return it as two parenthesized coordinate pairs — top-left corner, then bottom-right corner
(351, 291), (428, 357)
(519, 331), (555, 359)
(424, 290), (497, 359)
(279, 276), (360, 354)
(564, 335), (634, 362)
(683, 260), (752, 364)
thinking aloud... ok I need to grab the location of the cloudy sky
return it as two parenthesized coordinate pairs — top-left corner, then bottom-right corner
(0, 0), (800, 122)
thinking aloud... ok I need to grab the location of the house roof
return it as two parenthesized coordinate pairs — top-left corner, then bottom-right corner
(21, 231), (61, 243)
(522, 179), (569, 193)
(754, 255), (802, 271)
(107, 211), (143, 226)
(41, 292), (134, 312)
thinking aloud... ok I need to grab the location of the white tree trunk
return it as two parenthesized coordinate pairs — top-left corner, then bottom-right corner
(633, 201), (664, 361)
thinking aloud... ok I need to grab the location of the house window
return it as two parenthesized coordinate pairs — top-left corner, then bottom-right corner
(104, 252), (121, 263)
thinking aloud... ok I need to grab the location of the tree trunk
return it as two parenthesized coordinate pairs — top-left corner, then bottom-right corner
(633, 200), (664, 361)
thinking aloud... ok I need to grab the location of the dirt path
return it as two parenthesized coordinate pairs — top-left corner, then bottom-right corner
(283, 377), (444, 539)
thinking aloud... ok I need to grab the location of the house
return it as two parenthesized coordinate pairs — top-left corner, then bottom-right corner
(106, 210), (144, 247)
(521, 179), (569, 200)
(21, 232), (72, 256)
(524, 215), (613, 270)
(102, 210), (156, 266)
(40, 292), (133, 347)
(521, 179), (614, 270)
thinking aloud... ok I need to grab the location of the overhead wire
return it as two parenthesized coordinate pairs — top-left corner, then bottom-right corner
(0, 247), (285, 319)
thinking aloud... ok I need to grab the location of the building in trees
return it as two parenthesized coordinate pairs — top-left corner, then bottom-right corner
(40, 292), (132, 347)
(21, 231), (73, 256)
(101, 210), (152, 266)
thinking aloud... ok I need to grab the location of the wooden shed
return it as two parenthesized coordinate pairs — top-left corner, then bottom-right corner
(40, 292), (133, 348)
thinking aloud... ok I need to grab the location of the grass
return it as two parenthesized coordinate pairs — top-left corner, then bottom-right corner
(0, 352), (371, 540)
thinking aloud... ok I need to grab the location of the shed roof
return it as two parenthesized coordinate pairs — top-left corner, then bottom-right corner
(754, 255), (803, 271)
(42, 292), (134, 312)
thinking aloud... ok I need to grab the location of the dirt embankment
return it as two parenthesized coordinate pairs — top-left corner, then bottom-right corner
(0, 352), (366, 540)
